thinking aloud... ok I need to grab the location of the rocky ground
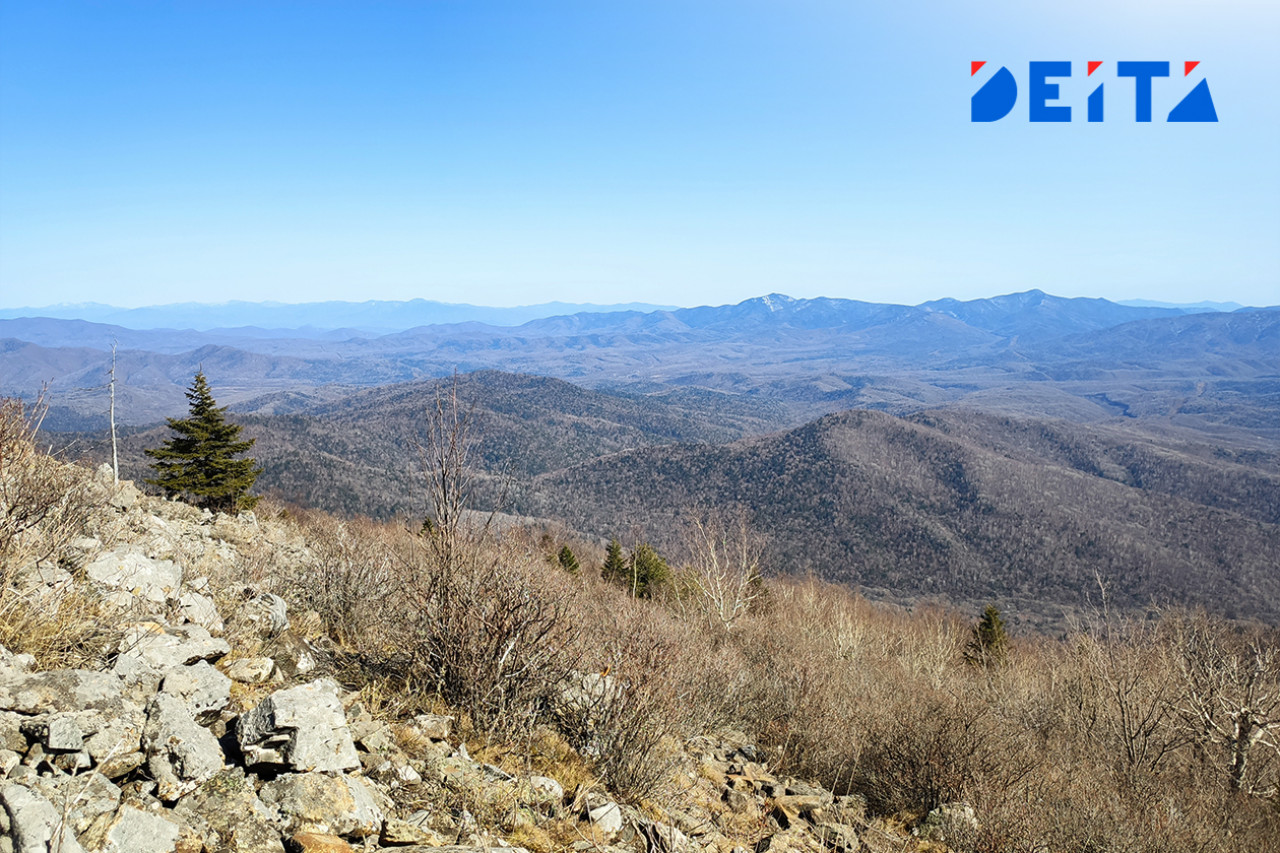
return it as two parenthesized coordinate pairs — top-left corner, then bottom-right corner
(1, 467), (972, 853)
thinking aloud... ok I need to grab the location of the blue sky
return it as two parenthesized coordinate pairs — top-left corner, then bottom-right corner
(1, 0), (1277, 309)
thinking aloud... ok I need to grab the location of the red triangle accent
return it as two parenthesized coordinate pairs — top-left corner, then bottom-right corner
(971, 61), (986, 77)
(1088, 61), (1102, 76)
(1185, 61), (1200, 76)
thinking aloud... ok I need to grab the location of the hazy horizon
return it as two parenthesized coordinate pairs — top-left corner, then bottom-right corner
(0, 288), (1265, 317)
(2, 1), (1276, 310)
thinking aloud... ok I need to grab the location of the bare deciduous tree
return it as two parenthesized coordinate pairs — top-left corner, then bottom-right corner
(677, 507), (767, 632)
(1173, 614), (1280, 796)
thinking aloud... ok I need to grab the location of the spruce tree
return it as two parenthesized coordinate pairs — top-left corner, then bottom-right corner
(145, 371), (261, 513)
(628, 542), (671, 599)
(557, 544), (580, 574)
(601, 539), (627, 585)
(965, 604), (1009, 667)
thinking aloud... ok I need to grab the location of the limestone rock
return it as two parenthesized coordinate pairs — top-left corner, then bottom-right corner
(98, 803), (201, 853)
(0, 668), (125, 715)
(0, 782), (86, 853)
(86, 547), (183, 604)
(161, 661), (232, 725)
(246, 592), (290, 635)
(29, 772), (121, 837)
(143, 693), (225, 801)
(179, 591), (224, 632)
(410, 713), (453, 742)
(237, 679), (359, 773)
(173, 769), (284, 853)
(116, 623), (231, 672)
(259, 773), (388, 839)
(221, 657), (277, 684)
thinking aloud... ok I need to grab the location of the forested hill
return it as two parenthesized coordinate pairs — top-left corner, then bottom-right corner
(524, 408), (1280, 627)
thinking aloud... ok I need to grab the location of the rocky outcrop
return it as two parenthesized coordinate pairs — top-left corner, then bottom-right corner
(0, 471), (944, 853)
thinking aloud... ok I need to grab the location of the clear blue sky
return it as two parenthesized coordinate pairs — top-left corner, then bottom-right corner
(1, 0), (1277, 309)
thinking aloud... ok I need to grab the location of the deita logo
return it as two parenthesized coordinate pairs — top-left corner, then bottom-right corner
(970, 61), (1218, 122)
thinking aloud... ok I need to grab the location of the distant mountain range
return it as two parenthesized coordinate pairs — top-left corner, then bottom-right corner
(3, 290), (1276, 438)
(0, 298), (676, 333)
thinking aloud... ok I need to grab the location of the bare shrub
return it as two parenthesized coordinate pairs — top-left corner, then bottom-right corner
(392, 533), (583, 741)
(561, 595), (706, 802)
(0, 396), (97, 581)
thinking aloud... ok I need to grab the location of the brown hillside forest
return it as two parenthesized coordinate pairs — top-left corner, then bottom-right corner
(2, 393), (1279, 851)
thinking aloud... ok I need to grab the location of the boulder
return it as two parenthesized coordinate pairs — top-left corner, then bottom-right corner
(0, 782), (86, 853)
(29, 772), (121, 836)
(0, 668), (125, 715)
(142, 693), (225, 801)
(173, 769), (284, 853)
(179, 591), (224, 632)
(237, 679), (359, 773)
(96, 804), (201, 853)
(116, 623), (231, 672)
(245, 592), (290, 635)
(259, 773), (388, 839)
(20, 713), (84, 751)
(85, 547), (183, 604)
(161, 661), (232, 725)
(221, 657), (277, 684)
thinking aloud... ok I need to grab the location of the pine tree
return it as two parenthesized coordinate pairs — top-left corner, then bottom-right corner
(628, 543), (671, 599)
(145, 371), (261, 513)
(557, 544), (580, 574)
(601, 539), (627, 585)
(965, 604), (1009, 667)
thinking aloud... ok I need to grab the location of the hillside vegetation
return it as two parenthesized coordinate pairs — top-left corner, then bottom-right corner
(2, 399), (1278, 852)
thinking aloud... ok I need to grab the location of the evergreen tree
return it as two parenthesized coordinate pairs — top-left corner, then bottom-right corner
(557, 544), (580, 574)
(601, 539), (627, 585)
(965, 604), (1009, 667)
(145, 371), (260, 513)
(628, 542), (671, 599)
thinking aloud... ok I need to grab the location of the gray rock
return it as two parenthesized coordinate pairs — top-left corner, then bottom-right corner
(246, 593), (289, 635)
(115, 622), (231, 672)
(142, 693), (225, 801)
(161, 661), (231, 725)
(83, 705), (146, 766)
(237, 679), (359, 773)
(98, 804), (195, 853)
(918, 801), (978, 841)
(29, 771), (121, 836)
(0, 782), (86, 853)
(0, 669), (125, 715)
(173, 769), (284, 853)
(20, 714), (84, 752)
(221, 657), (276, 684)
(178, 591), (224, 632)
(410, 713), (453, 742)
(13, 564), (75, 602)
(0, 646), (35, 675)
(0, 712), (26, 752)
(528, 775), (564, 806)
(258, 772), (388, 838)
(266, 631), (317, 678)
(586, 800), (623, 837)
(85, 547), (183, 604)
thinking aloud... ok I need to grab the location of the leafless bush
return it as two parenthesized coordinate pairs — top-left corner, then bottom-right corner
(561, 596), (705, 802)
(0, 396), (97, 582)
(391, 533), (583, 741)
